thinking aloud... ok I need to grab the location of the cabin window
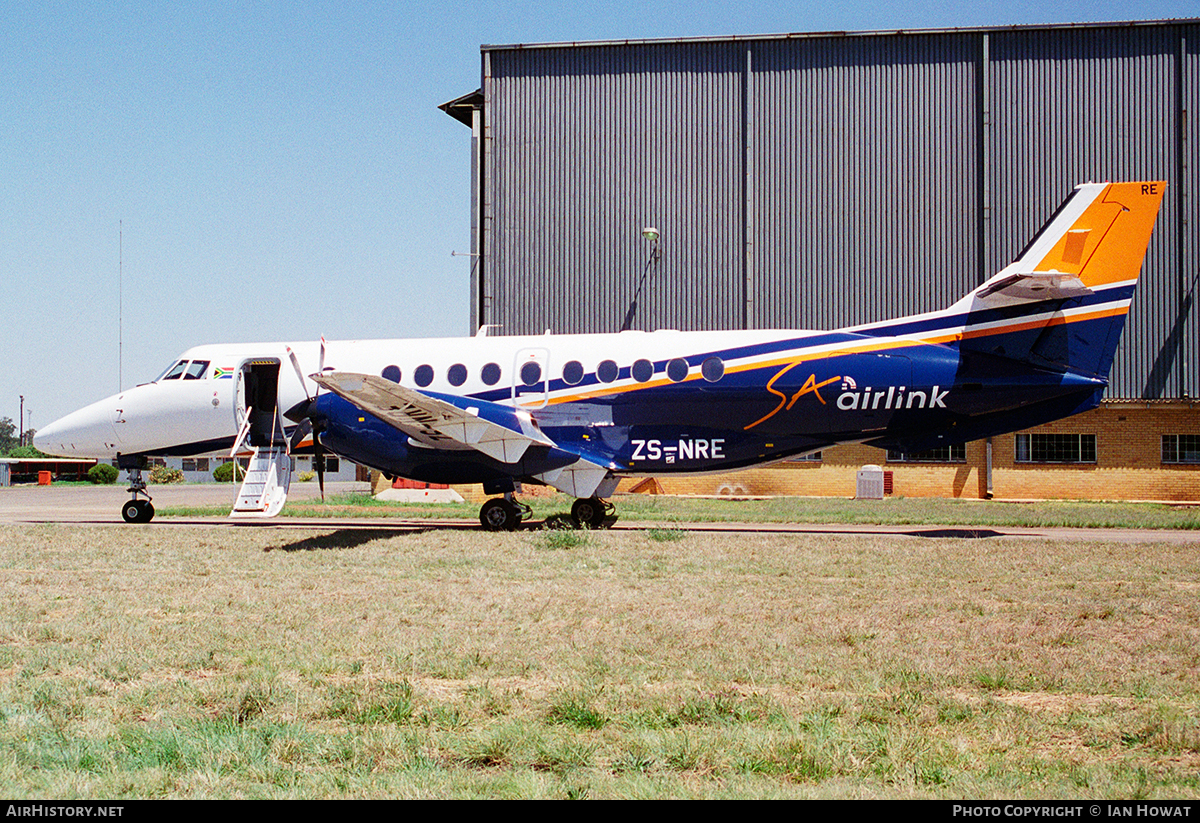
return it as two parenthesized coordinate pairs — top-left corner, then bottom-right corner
(1162, 434), (1200, 464)
(184, 360), (209, 380)
(887, 445), (966, 463)
(481, 362), (502, 385)
(447, 364), (468, 386)
(562, 360), (584, 386)
(666, 358), (689, 382)
(597, 360), (619, 384)
(701, 357), (725, 383)
(1015, 433), (1096, 463)
(414, 365), (434, 387)
(382, 365), (401, 383)
(520, 361), (542, 386)
(631, 359), (654, 383)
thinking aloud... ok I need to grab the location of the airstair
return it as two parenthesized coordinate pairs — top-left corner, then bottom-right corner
(227, 361), (294, 518)
(229, 445), (292, 518)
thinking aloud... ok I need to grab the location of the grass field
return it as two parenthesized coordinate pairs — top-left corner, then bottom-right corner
(1, 522), (1198, 798)
(159, 491), (1200, 530)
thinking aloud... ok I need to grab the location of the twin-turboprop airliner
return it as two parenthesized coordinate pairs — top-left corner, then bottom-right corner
(36, 181), (1166, 529)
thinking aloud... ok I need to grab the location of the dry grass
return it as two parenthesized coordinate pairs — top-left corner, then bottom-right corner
(1, 523), (1198, 798)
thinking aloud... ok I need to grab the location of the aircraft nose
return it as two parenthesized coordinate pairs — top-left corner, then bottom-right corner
(34, 399), (120, 457)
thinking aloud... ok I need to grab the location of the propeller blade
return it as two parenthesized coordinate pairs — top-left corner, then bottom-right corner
(286, 346), (313, 403)
(315, 438), (326, 502)
(319, 336), (326, 374)
(289, 417), (313, 451)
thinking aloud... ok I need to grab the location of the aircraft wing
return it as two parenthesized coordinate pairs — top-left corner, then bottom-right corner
(311, 372), (616, 498)
(313, 372), (553, 462)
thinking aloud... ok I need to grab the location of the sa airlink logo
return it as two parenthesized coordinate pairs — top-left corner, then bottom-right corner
(836, 377), (949, 410)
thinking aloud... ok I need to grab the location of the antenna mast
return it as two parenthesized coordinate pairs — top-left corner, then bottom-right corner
(118, 221), (122, 393)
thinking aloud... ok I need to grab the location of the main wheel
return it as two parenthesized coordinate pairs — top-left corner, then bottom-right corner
(571, 497), (607, 529)
(479, 498), (521, 531)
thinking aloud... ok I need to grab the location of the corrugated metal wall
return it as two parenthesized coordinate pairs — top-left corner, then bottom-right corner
(986, 25), (1186, 399)
(477, 22), (1198, 399)
(484, 43), (745, 334)
(747, 34), (980, 330)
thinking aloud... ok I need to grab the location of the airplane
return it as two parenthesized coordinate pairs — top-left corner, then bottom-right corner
(35, 180), (1166, 529)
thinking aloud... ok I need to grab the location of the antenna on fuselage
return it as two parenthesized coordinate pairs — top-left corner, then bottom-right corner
(620, 227), (661, 332)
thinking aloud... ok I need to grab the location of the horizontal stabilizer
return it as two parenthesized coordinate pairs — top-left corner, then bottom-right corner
(974, 271), (1092, 301)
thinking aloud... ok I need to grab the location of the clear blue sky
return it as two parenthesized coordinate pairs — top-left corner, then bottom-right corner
(4, 0), (1194, 431)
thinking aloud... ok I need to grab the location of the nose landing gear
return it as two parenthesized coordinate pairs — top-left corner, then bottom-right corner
(120, 467), (154, 523)
(117, 455), (154, 523)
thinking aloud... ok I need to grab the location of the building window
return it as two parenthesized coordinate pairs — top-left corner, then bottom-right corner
(789, 452), (822, 462)
(1162, 434), (1200, 464)
(887, 445), (966, 463)
(315, 455), (340, 473)
(1015, 433), (1096, 463)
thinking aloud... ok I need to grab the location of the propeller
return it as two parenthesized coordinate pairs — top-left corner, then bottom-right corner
(285, 338), (329, 502)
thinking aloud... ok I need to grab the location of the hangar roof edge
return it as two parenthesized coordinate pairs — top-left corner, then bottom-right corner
(480, 18), (1200, 53)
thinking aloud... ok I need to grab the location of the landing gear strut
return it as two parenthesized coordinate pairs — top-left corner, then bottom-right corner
(571, 497), (613, 529)
(120, 467), (154, 523)
(479, 493), (531, 531)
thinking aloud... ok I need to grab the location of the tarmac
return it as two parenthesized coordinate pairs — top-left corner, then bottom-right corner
(0, 481), (1197, 543)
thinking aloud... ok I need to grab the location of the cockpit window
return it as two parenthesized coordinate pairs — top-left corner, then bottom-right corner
(160, 360), (188, 381)
(184, 360), (209, 380)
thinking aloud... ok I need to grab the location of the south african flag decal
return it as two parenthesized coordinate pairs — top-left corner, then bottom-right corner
(213, 367), (234, 379)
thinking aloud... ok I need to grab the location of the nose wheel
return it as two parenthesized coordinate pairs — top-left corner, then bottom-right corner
(479, 494), (531, 531)
(120, 468), (154, 523)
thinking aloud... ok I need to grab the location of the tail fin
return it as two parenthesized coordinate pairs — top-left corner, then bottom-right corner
(958, 181), (1166, 378)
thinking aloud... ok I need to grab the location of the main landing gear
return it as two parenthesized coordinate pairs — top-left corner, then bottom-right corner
(570, 496), (613, 529)
(476, 494), (616, 531)
(479, 493), (531, 531)
(120, 467), (154, 524)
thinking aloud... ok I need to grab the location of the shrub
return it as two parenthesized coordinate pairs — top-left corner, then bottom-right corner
(149, 465), (184, 484)
(213, 461), (246, 483)
(87, 463), (120, 485)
